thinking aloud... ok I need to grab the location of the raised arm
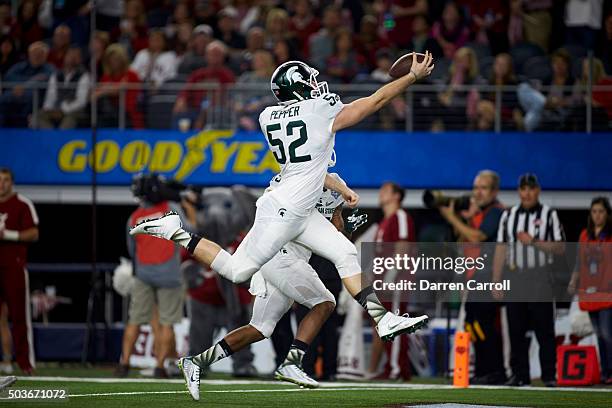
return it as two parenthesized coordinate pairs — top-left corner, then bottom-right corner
(331, 51), (434, 133)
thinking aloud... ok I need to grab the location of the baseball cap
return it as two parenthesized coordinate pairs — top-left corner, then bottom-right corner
(518, 173), (540, 188)
(193, 24), (213, 37)
(218, 6), (238, 19)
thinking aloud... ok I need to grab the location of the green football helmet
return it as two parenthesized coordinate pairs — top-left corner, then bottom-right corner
(270, 61), (329, 105)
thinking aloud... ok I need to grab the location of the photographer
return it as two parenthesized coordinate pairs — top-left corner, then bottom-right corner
(116, 174), (197, 378)
(438, 170), (506, 385)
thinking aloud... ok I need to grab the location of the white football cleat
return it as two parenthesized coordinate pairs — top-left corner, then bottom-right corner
(0, 375), (17, 391)
(376, 312), (428, 341)
(178, 357), (200, 401)
(274, 363), (319, 389)
(130, 211), (183, 240)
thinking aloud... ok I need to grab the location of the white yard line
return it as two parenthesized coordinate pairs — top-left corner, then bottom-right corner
(69, 387), (444, 398)
(16, 377), (612, 394)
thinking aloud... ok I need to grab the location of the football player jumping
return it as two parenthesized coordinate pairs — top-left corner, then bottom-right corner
(131, 52), (434, 397)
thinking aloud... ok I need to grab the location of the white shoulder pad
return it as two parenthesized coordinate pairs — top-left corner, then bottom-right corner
(313, 93), (344, 120)
(259, 106), (274, 131)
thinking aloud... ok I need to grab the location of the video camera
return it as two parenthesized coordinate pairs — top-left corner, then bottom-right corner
(131, 173), (197, 205)
(422, 189), (471, 212)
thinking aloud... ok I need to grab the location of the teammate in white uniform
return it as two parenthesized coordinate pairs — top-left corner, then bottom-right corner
(131, 52), (435, 396)
(172, 170), (365, 399)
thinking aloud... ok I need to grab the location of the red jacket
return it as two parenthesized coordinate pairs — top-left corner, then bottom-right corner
(577, 228), (612, 312)
(0, 193), (38, 268)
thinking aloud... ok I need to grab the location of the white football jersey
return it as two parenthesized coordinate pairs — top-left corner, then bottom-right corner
(259, 93), (344, 216)
(314, 173), (346, 221)
(263, 172), (346, 262)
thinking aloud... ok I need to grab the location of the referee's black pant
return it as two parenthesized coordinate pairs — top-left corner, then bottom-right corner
(506, 302), (557, 382)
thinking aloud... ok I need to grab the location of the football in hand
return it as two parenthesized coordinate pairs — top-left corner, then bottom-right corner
(388, 52), (426, 79)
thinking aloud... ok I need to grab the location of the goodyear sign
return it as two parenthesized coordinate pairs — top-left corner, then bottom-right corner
(0, 129), (281, 186)
(0, 129), (611, 190)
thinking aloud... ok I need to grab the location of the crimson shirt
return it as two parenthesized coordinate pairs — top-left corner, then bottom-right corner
(0, 193), (39, 267)
(376, 209), (415, 243)
(99, 69), (145, 129)
(178, 67), (236, 110)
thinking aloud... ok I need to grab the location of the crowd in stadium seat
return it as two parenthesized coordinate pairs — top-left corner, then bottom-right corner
(0, 0), (611, 131)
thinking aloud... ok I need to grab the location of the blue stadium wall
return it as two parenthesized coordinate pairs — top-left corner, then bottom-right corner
(1, 129), (610, 190)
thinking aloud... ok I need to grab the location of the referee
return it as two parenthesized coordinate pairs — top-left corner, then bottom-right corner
(492, 173), (565, 387)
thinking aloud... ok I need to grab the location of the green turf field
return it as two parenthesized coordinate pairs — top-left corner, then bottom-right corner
(1, 372), (610, 408)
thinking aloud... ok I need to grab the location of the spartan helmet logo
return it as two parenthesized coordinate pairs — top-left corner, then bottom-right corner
(286, 66), (304, 85)
(278, 208), (287, 217)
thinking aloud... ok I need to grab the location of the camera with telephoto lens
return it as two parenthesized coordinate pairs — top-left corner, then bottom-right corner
(131, 173), (195, 204)
(422, 189), (471, 212)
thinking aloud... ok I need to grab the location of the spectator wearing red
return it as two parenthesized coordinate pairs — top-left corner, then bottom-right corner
(589, 59), (612, 127)
(568, 197), (612, 385)
(93, 44), (144, 129)
(432, 1), (470, 59)
(375, 0), (427, 49)
(462, 2), (509, 55)
(113, 0), (149, 56)
(173, 40), (235, 130)
(326, 29), (366, 84)
(354, 15), (391, 71)
(288, 0), (320, 58)
(0, 167), (39, 375)
(368, 182), (415, 381)
(10, 0), (44, 52)
(47, 25), (71, 70)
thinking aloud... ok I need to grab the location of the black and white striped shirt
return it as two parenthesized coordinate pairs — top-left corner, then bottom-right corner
(496, 203), (565, 269)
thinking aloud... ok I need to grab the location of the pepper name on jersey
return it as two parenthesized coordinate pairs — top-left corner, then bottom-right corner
(258, 93), (344, 217)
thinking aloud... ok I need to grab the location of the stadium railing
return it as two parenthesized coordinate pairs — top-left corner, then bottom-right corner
(0, 81), (611, 132)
